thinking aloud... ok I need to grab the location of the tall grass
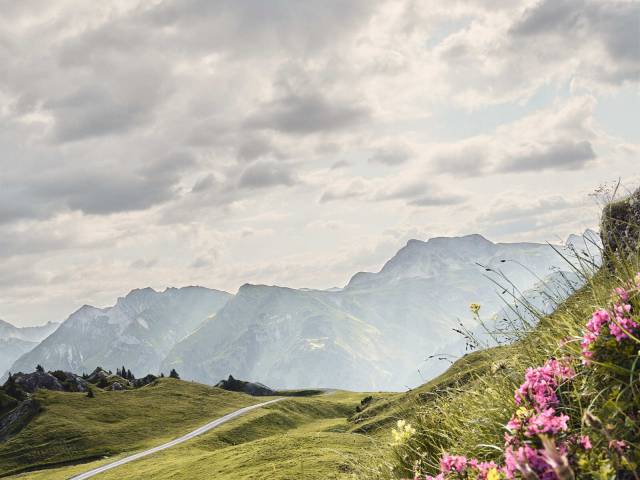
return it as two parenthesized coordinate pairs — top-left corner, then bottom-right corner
(360, 193), (640, 479)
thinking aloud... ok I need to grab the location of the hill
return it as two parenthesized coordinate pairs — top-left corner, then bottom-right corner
(0, 378), (261, 477)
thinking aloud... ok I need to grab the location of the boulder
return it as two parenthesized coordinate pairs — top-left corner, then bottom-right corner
(601, 188), (640, 261)
(133, 374), (157, 388)
(49, 370), (90, 393)
(110, 382), (124, 391)
(215, 375), (275, 396)
(0, 398), (40, 442)
(9, 371), (65, 394)
(86, 367), (110, 384)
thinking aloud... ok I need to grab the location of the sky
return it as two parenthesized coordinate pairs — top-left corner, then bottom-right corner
(1, 0), (639, 326)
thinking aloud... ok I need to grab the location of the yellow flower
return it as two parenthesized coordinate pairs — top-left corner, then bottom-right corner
(391, 419), (415, 445)
(470, 303), (481, 314)
(486, 468), (500, 480)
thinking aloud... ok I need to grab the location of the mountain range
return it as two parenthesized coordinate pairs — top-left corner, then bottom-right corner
(4, 231), (600, 390)
(0, 320), (59, 376)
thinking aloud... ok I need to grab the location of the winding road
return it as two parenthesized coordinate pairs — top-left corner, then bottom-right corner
(69, 397), (285, 480)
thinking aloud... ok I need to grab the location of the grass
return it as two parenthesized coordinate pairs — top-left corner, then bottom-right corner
(0, 378), (262, 477)
(7, 391), (385, 480)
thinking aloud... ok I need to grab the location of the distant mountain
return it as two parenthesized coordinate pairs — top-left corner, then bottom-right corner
(0, 319), (59, 343)
(0, 319), (59, 376)
(163, 232), (598, 390)
(161, 284), (391, 391)
(8, 232), (598, 391)
(9, 287), (231, 376)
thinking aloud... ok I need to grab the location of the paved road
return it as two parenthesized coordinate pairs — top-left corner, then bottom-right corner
(69, 398), (285, 480)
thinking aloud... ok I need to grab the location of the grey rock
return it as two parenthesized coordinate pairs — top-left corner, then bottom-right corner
(0, 399), (40, 442)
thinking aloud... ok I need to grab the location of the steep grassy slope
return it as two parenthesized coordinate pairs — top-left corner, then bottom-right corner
(0, 379), (261, 477)
(357, 244), (640, 479)
(8, 392), (384, 480)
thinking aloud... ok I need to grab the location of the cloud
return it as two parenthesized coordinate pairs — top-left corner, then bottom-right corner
(368, 144), (412, 166)
(430, 95), (602, 177)
(0, 152), (191, 223)
(499, 140), (596, 173)
(237, 160), (297, 189)
(432, 140), (490, 177)
(375, 181), (467, 206)
(319, 178), (369, 203)
(245, 94), (370, 135)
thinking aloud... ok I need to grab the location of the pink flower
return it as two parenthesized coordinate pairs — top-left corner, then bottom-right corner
(440, 454), (467, 473)
(609, 439), (628, 453)
(525, 409), (570, 436)
(614, 287), (629, 302)
(515, 359), (574, 410)
(579, 435), (592, 450)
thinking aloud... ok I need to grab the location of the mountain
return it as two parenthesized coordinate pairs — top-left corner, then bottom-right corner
(9, 287), (231, 376)
(0, 319), (59, 376)
(163, 232), (597, 390)
(8, 232), (597, 391)
(0, 319), (59, 343)
(161, 284), (391, 391)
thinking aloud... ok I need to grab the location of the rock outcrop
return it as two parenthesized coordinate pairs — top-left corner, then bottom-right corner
(0, 399), (39, 442)
(215, 375), (275, 396)
(601, 188), (640, 260)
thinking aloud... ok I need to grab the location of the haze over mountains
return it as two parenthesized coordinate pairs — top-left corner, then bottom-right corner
(3, 232), (600, 390)
(0, 320), (59, 376)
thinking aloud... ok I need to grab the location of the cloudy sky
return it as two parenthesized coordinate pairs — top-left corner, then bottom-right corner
(1, 0), (639, 326)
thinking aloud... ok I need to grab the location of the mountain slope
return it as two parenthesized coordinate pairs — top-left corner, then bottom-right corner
(9, 287), (231, 376)
(162, 284), (391, 391)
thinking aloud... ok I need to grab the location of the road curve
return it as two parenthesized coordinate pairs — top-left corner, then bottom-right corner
(69, 397), (285, 480)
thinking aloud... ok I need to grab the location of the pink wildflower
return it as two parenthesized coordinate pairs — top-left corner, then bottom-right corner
(515, 359), (574, 410)
(609, 439), (628, 453)
(440, 454), (467, 473)
(579, 435), (592, 450)
(525, 409), (570, 436)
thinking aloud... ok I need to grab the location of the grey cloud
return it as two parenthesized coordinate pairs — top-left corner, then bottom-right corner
(331, 160), (351, 170)
(143, 0), (373, 57)
(237, 161), (297, 189)
(376, 181), (467, 206)
(511, 0), (640, 78)
(47, 66), (170, 143)
(319, 179), (368, 203)
(499, 140), (596, 173)
(192, 174), (217, 193)
(432, 143), (490, 177)
(0, 152), (191, 223)
(245, 94), (370, 135)
(511, 0), (582, 37)
(130, 258), (158, 269)
(368, 146), (412, 166)
(236, 136), (282, 162)
(408, 194), (467, 207)
(478, 196), (573, 224)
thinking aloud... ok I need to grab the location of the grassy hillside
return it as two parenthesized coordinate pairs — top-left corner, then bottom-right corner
(7, 391), (385, 480)
(0, 379), (262, 477)
(359, 243), (639, 476)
